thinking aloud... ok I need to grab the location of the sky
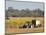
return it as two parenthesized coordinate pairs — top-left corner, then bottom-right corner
(6, 0), (44, 10)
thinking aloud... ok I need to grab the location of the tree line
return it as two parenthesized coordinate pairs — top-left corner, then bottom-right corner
(5, 7), (44, 17)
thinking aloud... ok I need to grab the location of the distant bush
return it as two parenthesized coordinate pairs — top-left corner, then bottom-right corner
(5, 7), (44, 17)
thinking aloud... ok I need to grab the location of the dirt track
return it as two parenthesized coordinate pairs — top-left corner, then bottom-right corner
(5, 27), (44, 34)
